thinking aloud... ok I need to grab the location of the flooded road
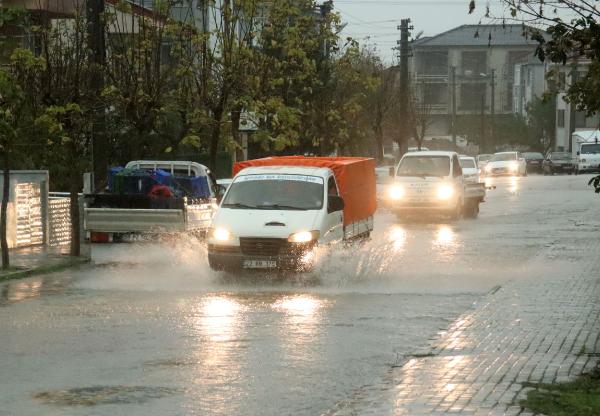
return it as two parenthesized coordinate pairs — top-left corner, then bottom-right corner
(1, 175), (597, 416)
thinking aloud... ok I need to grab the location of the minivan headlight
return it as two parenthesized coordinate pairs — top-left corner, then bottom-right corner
(437, 184), (454, 200)
(211, 228), (231, 241)
(388, 185), (405, 200)
(288, 230), (319, 243)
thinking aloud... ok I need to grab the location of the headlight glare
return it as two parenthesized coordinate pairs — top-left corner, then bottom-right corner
(288, 230), (319, 243)
(388, 185), (405, 200)
(437, 184), (454, 200)
(212, 227), (231, 241)
(509, 162), (518, 172)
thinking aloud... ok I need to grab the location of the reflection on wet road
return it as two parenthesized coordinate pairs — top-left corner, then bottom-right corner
(1, 175), (597, 416)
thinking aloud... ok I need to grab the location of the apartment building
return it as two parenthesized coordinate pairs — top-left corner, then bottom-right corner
(411, 24), (541, 141)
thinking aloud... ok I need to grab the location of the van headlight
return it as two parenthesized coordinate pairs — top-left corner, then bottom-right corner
(581, 158), (587, 163)
(388, 185), (405, 200)
(211, 227), (231, 241)
(288, 230), (319, 243)
(436, 184), (454, 200)
(509, 162), (518, 172)
(485, 165), (492, 173)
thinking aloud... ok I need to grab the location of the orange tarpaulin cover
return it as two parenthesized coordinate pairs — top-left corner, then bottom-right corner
(233, 156), (377, 226)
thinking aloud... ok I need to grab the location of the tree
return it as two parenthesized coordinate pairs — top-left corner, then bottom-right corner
(27, 12), (93, 256)
(102, 0), (192, 165)
(470, 1), (600, 187)
(0, 70), (20, 270)
(0, 53), (43, 269)
(410, 82), (434, 151)
(526, 96), (556, 152)
(174, 0), (260, 170)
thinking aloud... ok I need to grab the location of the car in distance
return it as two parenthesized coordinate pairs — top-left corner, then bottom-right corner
(459, 156), (480, 184)
(483, 152), (527, 177)
(522, 152), (545, 174)
(542, 152), (575, 175)
(476, 154), (493, 170)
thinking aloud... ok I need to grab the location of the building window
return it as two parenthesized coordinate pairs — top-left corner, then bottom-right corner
(575, 111), (588, 128)
(557, 109), (565, 128)
(417, 51), (448, 75)
(461, 51), (487, 77)
(422, 83), (448, 106)
(459, 83), (486, 111)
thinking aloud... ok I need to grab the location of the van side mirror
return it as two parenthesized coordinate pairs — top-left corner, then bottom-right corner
(389, 166), (395, 177)
(328, 195), (345, 213)
(577, 151), (580, 156)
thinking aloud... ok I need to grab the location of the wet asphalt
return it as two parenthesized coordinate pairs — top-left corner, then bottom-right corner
(1, 174), (597, 416)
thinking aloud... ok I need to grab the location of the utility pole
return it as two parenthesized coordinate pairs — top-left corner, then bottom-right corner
(480, 93), (485, 152)
(490, 69), (495, 150)
(87, 0), (107, 191)
(451, 66), (457, 146)
(396, 18), (412, 158)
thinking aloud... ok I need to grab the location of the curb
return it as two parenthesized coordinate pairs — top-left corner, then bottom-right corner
(0, 257), (90, 282)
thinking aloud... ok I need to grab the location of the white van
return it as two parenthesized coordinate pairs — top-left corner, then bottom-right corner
(208, 159), (375, 271)
(386, 151), (484, 219)
(572, 130), (600, 173)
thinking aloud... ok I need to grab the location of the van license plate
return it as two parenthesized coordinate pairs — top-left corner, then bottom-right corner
(243, 260), (277, 269)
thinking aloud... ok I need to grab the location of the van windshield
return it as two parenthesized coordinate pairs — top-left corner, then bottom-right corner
(222, 174), (324, 210)
(581, 144), (600, 154)
(491, 153), (517, 162)
(396, 156), (450, 177)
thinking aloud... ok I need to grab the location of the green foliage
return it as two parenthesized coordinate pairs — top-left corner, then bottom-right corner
(520, 366), (600, 416)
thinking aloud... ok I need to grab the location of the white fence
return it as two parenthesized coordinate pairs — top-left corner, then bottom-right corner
(48, 193), (71, 247)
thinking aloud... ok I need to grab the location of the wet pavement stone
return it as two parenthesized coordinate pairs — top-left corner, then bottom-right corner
(331, 238), (600, 415)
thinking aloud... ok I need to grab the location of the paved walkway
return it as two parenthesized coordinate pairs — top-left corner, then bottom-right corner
(329, 239), (600, 415)
(0, 244), (89, 280)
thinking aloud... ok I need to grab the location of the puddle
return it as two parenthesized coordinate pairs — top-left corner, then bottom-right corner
(34, 385), (181, 406)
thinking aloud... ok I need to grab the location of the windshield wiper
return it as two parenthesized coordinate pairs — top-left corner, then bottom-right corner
(222, 202), (258, 209)
(257, 204), (308, 211)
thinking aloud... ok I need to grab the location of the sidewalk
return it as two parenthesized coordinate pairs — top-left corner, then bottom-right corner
(0, 244), (90, 281)
(329, 240), (600, 415)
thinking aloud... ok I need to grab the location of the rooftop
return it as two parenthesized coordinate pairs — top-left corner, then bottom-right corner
(413, 24), (543, 48)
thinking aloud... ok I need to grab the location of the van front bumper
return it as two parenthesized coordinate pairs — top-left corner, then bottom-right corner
(208, 240), (316, 271)
(390, 197), (457, 213)
(578, 163), (600, 172)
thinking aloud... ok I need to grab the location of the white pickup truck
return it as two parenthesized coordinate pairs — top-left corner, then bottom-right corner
(207, 157), (376, 271)
(385, 151), (485, 219)
(84, 161), (217, 242)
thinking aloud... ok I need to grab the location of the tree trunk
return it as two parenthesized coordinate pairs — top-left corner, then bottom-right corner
(69, 177), (80, 257)
(1, 150), (10, 270)
(209, 109), (223, 172)
(374, 126), (384, 163)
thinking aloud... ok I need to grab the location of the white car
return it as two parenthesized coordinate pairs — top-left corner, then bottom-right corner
(483, 152), (527, 177)
(477, 154), (493, 169)
(386, 151), (484, 219)
(459, 156), (480, 183)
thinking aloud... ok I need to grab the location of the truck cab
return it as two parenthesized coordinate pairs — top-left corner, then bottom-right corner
(386, 151), (469, 219)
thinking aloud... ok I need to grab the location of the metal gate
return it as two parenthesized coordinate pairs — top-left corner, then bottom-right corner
(15, 182), (44, 247)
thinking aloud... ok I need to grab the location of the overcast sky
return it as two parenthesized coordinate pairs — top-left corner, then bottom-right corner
(335, 0), (515, 63)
